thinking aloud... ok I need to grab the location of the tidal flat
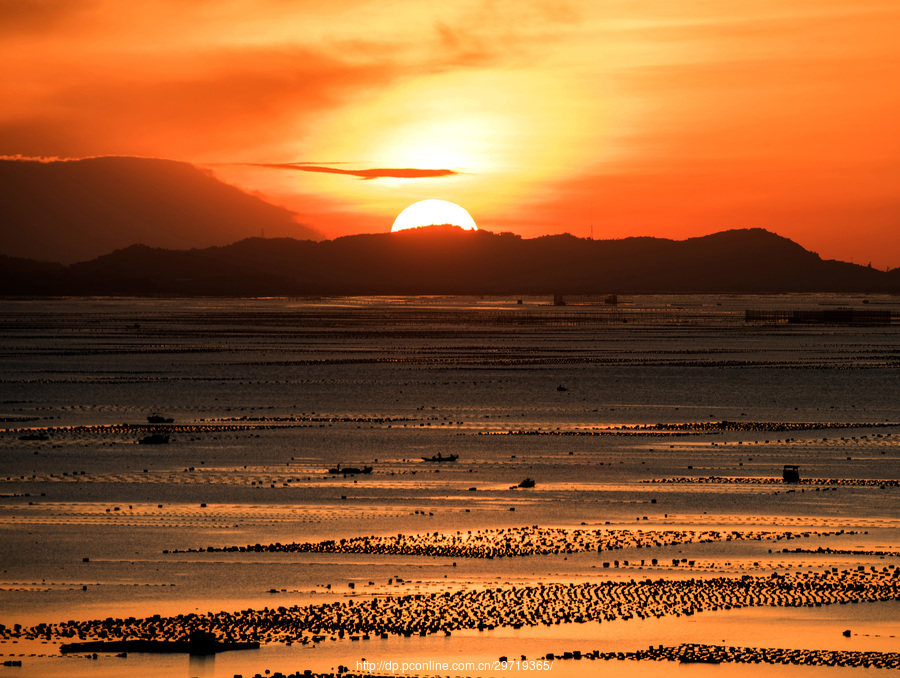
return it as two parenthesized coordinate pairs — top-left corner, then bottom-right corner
(0, 294), (898, 678)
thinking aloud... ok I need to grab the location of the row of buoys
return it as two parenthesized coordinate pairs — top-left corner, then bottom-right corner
(784, 546), (900, 557)
(168, 525), (844, 557)
(4, 567), (897, 646)
(621, 421), (898, 432)
(556, 643), (900, 669)
(648, 476), (900, 486)
(207, 415), (405, 424)
(7, 423), (288, 435)
(480, 430), (696, 437)
(482, 421), (899, 437)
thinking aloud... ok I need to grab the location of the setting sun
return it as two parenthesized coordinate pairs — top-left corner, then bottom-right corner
(1, 1), (898, 267)
(391, 199), (477, 232)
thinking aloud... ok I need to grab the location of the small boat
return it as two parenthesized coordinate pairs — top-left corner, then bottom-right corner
(422, 453), (458, 462)
(60, 631), (258, 655)
(679, 656), (720, 665)
(147, 414), (174, 424)
(327, 464), (373, 475)
(782, 464), (800, 483)
(138, 433), (170, 445)
(517, 478), (536, 488)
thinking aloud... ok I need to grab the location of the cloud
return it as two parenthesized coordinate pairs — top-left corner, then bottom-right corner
(0, 0), (89, 36)
(0, 46), (401, 160)
(0, 0), (580, 161)
(425, 0), (582, 71)
(245, 162), (460, 180)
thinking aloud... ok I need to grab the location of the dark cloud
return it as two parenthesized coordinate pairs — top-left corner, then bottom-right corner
(0, 47), (401, 159)
(246, 163), (460, 180)
(0, 0), (90, 36)
(0, 1), (577, 160)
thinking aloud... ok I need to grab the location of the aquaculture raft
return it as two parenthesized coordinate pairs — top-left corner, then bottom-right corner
(60, 636), (258, 655)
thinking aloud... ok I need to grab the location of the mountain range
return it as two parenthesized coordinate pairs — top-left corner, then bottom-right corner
(0, 156), (319, 265)
(3, 226), (898, 295)
(1, 156), (897, 295)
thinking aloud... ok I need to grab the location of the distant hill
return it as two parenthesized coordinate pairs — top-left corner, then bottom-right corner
(0, 156), (320, 264)
(2, 226), (898, 295)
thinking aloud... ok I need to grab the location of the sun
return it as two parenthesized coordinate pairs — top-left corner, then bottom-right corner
(391, 199), (478, 232)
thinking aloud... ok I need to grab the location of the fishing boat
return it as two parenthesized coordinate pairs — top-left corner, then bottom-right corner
(60, 631), (258, 655)
(422, 453), (458, 462)
(18, 433), (50, 441)
(782, 464), (800, 483)
(327, 464), (373, 475)
(679, 656), (721, 665)
(138, 433), (169, 445)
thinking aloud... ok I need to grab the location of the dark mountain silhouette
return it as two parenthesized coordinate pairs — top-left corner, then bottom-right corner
(0, 156), (320, 264)
(2, 226), (898, 295)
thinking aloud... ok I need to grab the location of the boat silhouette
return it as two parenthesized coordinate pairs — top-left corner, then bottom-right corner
(782, 464), (800, 483)
(327, 464), (373, 475)
(60, 630), (258, 655)
(138, 433), (169, 445)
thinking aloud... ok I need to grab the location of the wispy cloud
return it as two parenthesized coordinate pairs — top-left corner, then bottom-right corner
(245, 162), (460, 180)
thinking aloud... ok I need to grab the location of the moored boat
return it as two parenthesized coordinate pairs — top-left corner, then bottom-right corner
(783, 464), (800, 483)
(60, 631), (258, 655)
(138, 433), (170, 445)
(327, 464), (373, 475)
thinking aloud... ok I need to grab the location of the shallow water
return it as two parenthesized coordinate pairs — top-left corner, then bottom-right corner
(1, 295), (898, 677)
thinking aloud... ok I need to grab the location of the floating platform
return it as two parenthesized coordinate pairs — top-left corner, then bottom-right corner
(60, 638), (259, 655)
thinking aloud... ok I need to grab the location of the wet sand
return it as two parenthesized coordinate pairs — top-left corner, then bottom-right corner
(1, 295), (898, 677)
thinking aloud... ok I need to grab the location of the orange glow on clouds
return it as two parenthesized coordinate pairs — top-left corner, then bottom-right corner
(1, 1), (899, 268)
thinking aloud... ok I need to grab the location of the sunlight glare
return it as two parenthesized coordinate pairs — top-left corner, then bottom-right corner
(391, 199), (477, 232)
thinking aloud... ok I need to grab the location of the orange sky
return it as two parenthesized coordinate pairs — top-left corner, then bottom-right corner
(3, 0), (899, 268)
